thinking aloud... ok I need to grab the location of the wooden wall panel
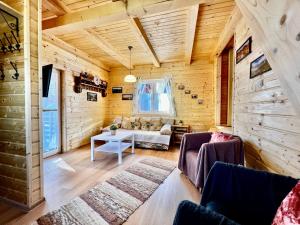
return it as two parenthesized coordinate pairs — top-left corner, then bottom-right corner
(233, 19), (300, 177)
(0, 0), (27, 206)
(42, 39), (108, 152)
(105, 60), (215, 131)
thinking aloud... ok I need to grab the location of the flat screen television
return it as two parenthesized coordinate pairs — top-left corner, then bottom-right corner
(42, 64), (53, 97)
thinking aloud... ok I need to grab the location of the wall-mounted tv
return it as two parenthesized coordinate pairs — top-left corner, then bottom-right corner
(42, 64), (53, 97)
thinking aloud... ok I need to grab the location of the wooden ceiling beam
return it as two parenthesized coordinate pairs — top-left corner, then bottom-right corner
(42, 0), (207, 35)
(43, 34), (110, 72)
(82, 30), (132, 69)
(185, 4), (199, 65)
(43, 0), (67, 16)
(235, 0), (300, 115)
(210, 6), (242, 60)
(128, 17), (160, 67)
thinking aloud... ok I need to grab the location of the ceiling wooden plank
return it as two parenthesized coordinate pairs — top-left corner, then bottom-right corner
(43, 33), (110, 71)
(210, 6), (241, 60)
(128, 17), (160, 67)
(43, 0), (67, 16)
(185, 4), (199, 64)
(82, 30), (132, 69)
(236, 0), (300, 115)
(42, 0), (207, 35)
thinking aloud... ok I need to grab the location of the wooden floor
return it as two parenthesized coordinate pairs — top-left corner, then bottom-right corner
(1, 144), (200, 225)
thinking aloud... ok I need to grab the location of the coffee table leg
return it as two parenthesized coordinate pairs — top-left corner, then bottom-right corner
(91, 137), (94, 161)
(118, 141), (122, 164)
(132, 135), (135, 154)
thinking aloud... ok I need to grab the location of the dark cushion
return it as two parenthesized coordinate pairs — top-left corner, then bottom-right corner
(206, 201), (229, 217)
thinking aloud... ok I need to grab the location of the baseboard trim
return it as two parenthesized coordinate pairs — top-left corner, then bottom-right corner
(0, 196), (45, 212)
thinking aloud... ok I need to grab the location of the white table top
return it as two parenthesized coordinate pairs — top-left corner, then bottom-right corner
(92, 131), (133, 141)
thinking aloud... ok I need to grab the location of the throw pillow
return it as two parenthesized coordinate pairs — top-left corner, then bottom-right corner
(140, 117), (151, 131)
(121, 117), (132, 130)
(130, 117), (141, 130)
(210, 132), (233, 143)
(160, 124), (172, 135)
(272, 181), (300, 225)
(150, 117), (162, 131)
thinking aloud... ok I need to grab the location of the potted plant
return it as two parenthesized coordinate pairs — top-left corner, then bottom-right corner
(110, 124), (118, 135)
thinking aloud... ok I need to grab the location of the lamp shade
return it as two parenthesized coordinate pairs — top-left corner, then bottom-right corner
(124, 74), (137, 83)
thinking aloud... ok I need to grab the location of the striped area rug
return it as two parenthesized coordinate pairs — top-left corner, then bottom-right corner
(33, 158), (176, 225)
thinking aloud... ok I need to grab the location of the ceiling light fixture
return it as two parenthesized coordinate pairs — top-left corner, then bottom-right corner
(124, 46), (137, 83)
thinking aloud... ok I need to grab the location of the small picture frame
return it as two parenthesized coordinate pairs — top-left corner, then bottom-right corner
(185, 90), (191, 94)
(178, 84), (185, 90)
(122, 94), (133, 100)
(191, 94), (198, 99)
(112, 87), (123, 93)
(87, 92), (97, 102)
(250, 54), (272, 79)
(236, 37), (252, 64)
(198, 99), (204, 104)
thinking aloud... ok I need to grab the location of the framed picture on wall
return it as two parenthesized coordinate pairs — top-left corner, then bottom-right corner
(236, 37), (252, 64)
(122, 94), (133, 100)
(87, 92), (97, 101)
(250, 54), (272, 79)
(112, 87), (123, 93)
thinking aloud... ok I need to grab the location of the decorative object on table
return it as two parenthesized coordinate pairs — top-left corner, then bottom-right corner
(172, 124), (190, 145)
(178, 84), (185, 90)
(178, 120), (183, 126)
(250, 54), (272, 79)
(112, 87), (123, 93)
(122, 94), (133, 100)
(35, 158), (175, 225)
(191, 94), (198, 99)
(87, 92), (97, 102)
(236, 36), (252, 64)
(73, 72), (108, 95)
(124, 46), (137, 83)
(109, 124), (118, 135)
(185, 90), (191, 94)
(198, 99), (204, 104)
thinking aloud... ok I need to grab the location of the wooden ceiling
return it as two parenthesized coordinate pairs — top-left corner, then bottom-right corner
(42, 0), (235, 70)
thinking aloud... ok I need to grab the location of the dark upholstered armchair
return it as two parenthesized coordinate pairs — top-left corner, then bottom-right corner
(178, 132), (244, 188)
(173, 162), (298, 225)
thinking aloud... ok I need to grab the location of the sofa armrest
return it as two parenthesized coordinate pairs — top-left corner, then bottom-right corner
(173, 200), (240, 225)
(180, 132), (212, 151)
(160, 124), (172, 135)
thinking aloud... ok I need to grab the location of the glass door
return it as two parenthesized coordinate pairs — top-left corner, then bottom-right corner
(42, 69), (61, 158)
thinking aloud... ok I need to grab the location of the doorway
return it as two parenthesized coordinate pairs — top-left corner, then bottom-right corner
(42, 68), (61, 158)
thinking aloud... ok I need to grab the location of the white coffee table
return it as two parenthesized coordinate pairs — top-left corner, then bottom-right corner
(91, 131), (134, 164)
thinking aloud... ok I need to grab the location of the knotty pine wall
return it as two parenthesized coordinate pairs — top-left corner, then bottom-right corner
(233, 19), (300, 177)
(0, 2), (26, 205)
(42, 41), (109, 152)
(105, 60), (215, 131)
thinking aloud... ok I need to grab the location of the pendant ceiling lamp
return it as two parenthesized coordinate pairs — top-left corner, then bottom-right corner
(124, 46), (137, 83)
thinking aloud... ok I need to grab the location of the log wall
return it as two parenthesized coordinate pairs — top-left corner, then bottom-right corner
(233, 19), (300, 177)
(0, 0), (27, 206)
(105, 60), (215, 131)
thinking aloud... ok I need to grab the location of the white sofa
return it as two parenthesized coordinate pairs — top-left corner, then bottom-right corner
(103, 116), (174, 150)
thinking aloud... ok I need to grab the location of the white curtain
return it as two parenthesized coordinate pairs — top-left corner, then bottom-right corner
(164, 76), (176, 117)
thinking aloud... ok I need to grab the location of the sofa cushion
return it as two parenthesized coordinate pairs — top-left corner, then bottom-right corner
(130, 117), (141, 130)
(210, 132), (233, 143)
(140, 117), (151, 131)
(121, 117), (132, 130)
(272, 181), (300, 225)
(149, 117), (162, 131)
(160, 124), (172, 135)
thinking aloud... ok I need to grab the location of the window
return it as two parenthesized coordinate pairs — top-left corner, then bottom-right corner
(135, 78), (175, 116)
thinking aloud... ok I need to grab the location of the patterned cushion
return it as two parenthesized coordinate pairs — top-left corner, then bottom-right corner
(160, 124), (172, 135)
(140, 117), (151, 131)
(209, 132), (233, 143)
(272, 181), (300, 225)
(121, 117), (132, 130)
(130, 117), (141, 130)
(149, 117), (162, 131)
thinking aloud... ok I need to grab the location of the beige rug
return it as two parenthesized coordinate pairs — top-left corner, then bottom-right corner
(34, 158), (176, 225)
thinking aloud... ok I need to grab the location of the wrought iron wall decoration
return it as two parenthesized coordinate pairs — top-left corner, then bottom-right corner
(0, 8), (21, 54)
(0, 64), (4, 80)
(74, 72), (108, 97)
(10, 61), (19, 80)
